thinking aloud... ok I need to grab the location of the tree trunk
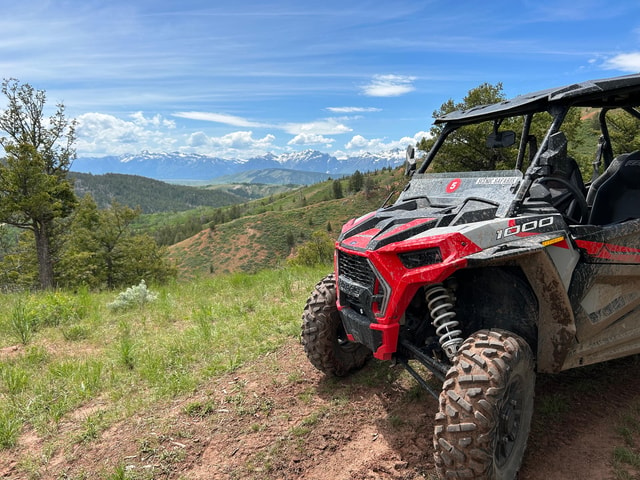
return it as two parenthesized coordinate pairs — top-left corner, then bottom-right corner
(33, 220), (55, 290)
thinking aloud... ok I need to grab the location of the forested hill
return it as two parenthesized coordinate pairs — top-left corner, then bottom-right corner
(69, 172), (292, 214)
(208, 168), (333, 185)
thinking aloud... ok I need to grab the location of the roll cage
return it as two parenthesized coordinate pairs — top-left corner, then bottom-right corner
(415, 73), (640, 222)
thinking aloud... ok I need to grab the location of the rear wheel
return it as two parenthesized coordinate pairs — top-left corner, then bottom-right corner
(434, 329), (535, 480)
(301, 274), (371, 376)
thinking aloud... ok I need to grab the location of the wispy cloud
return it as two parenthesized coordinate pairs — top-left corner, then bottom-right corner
(172, 111), (269, 128)
(361, 74), (416, 97)
(283, 118), (352, 135)
(326, 106), (381, 113)
(9, 0), (640, 160)
(602, 52), (640, 72)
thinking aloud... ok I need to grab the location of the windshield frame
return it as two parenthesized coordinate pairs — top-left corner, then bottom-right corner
(415, 105), (570, 219)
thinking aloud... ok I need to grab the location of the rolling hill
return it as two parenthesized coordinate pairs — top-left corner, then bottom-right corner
(167, 167), (408, 277)
(207, 168), (334, 185)
(70, 172), (295, 214)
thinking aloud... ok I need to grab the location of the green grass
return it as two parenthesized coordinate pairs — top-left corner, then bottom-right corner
(612, 399), (640, 479)
(0, 265), (328, 477)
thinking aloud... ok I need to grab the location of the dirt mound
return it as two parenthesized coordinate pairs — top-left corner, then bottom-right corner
(2, 340), (639, 479)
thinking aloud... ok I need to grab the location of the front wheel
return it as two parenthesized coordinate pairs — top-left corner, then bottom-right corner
(434, 329), (535, 480)
(301, 274), (371, 376)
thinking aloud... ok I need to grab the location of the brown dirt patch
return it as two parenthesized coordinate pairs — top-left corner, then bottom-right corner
(1, 341), (639, 479)
(0, 345), (22, 360)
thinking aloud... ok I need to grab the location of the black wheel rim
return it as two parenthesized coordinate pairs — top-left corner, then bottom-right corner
(495, 375), (525, 467)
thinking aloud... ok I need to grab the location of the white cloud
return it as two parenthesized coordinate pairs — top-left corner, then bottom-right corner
(361, 74), (416, 97)
(130, 111), (176, 129)
(345, 134), (369, 149)
(76, 112), (277, 158)
(211, 131), (275, 149)
(184, 130), (276, 156)
(326, 106), (381, 113)
(76, 112), (177, 155)
(284, 118), (352, 135)
(186, 131), (209, 148)
(343, 131), (431, 154)
(74, 109), (428, 160)
(172, 111), (269, 128)
(288, 133), (335, 146)
(602, 52), (640, 72)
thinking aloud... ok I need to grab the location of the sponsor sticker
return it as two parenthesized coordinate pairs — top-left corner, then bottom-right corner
(446, 178), (461, 193)
(475, 177), (520, 185)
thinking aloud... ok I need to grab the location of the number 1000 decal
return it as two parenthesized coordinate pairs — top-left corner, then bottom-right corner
(496, 217), (554, 240)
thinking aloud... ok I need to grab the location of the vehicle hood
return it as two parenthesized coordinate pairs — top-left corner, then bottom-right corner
(338, 170), (522, 253)
(338, 201), (500, 252)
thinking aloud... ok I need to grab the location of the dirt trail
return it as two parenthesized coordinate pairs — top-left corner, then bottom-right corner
(2, 339), (639, 479)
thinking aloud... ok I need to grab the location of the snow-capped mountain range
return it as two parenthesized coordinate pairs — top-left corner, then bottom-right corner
(71, 149), (406, 182)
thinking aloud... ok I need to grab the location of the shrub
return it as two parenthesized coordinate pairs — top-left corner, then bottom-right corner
(32, 291), (82, 327)
(107, 280), (158, 311)
(288, 231), (334, 267)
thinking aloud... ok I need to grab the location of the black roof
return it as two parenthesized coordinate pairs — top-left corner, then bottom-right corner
(435, 73), (640, 125)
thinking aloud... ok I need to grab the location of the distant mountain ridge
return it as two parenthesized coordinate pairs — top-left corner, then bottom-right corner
(207, 168), (334, 185)
(71, 149), (405, 182)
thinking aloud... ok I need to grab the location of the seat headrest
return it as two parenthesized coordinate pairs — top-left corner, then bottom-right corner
(611, 150), (640, 188)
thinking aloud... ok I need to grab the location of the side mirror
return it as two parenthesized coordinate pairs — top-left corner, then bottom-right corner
(405, 145), (416, 176)
(486, 130), (516, 148)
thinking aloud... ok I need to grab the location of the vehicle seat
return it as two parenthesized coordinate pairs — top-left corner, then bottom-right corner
(588, 150), (640, 224)
(532, 131), (587, 221)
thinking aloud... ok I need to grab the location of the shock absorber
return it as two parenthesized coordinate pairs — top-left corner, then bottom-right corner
(425, 282), (462, 361)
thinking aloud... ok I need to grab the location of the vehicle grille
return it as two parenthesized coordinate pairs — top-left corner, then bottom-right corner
(337, 250), (375, 290)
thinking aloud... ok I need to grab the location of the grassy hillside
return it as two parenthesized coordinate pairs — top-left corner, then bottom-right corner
(0, 266), (330, 475)
(70, 172), (294, 214)
(167, 168), (406, 277)
(2, 262), (640, 479)
(207, 168), (334, 185)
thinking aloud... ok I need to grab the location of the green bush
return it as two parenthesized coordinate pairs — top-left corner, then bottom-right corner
(32, 291), (83, 327)
(288, 231), (335, 267)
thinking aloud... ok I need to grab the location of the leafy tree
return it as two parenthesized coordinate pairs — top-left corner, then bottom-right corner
(418, 83), (508, 172)
(58, 195), (176, 289)
(0, 228), (37, 290)
(605, 109), (640, 154)
(0, 79), (77, 289)
(417, 82), (584, 172)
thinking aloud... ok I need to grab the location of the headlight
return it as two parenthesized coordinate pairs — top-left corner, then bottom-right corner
(398, 247), (442, 269)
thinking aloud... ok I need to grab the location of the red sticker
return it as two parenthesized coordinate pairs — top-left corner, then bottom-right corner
(446, 178), (461, 193)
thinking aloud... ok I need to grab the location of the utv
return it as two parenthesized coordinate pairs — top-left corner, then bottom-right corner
(301, 72), (640, 479)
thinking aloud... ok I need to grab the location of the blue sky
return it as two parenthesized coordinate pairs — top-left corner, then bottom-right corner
(2, 0), (640, 159)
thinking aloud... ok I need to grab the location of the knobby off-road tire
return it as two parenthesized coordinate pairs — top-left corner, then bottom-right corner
(301, 274), (371, 376)
(434, 329), (535, 480)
